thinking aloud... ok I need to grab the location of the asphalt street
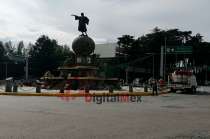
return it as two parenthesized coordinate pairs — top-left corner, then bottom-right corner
(0, 93), (210, 139)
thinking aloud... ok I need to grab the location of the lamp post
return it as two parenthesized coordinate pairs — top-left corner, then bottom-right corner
(160, 46), (164, 78)
(153, 54), (155, 78)
(25, 56), (29, 80)
(146, 53), (156, 78)
(204, 65), (208, 85)
(5, 62), (8, 79)
(164, 36), (167, 80)
(4, 53), (10, 79)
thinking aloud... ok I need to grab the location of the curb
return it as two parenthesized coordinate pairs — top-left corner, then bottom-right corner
(0, 91), (169, 97)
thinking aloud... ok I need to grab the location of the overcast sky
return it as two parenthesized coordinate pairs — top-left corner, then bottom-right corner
(0, 0), (210, 46)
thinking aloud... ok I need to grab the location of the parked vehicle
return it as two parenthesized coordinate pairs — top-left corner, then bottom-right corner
(169, 70), (197, 93)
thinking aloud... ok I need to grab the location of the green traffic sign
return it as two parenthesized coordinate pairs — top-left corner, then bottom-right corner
(208, 66), (210, 71)
(166, 46), (193, 54)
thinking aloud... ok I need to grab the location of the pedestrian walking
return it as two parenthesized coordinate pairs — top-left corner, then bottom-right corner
(152, 79), (158, 96)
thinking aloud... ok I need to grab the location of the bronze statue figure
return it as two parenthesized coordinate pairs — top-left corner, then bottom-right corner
(72, 13), (89, 35)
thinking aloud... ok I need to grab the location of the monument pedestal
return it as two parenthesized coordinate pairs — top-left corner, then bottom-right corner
(41, 35), (119, 90)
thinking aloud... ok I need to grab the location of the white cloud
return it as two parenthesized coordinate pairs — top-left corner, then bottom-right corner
(0, 0), (210, 46)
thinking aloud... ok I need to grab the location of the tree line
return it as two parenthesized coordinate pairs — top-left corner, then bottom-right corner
(116, 27), (210, 83)
(0, 28), (210, 84)
(0, 35), (74, 79)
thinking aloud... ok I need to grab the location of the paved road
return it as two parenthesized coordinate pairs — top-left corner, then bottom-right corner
(0, 93), (210, 139)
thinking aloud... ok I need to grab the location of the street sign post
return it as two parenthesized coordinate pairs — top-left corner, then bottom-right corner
(166, 46), (193, 54)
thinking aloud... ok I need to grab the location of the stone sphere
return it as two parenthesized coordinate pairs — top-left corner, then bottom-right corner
(72, 35), (95, 56)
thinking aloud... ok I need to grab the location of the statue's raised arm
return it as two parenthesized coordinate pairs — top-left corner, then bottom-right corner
(72, 13), (89, 36)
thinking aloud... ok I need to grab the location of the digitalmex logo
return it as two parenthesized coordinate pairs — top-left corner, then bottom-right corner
(59, 89), (142, 104)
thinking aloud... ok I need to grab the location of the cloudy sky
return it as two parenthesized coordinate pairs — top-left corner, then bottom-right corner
(0, 0), (210, 46)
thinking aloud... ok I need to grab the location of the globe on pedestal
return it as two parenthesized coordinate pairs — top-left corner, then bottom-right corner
(72, 35), (95, 56)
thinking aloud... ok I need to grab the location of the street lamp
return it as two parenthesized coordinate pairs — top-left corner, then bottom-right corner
(25, 56), (29, 80)
(204, 65), (208, 85)
(145, 53), (156, 78)
(164, 36), (167, 80)
(5, 62), (8, 79)
(4, 52), (10, 79)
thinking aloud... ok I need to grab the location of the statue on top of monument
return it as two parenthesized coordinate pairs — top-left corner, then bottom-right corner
(71, 13), (89, 36)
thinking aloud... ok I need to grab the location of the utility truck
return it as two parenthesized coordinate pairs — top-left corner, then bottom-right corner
(169, 69), (197, 93)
